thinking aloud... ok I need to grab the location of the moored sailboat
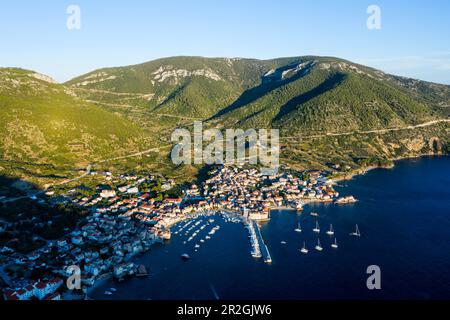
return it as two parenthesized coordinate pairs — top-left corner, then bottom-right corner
(331, 238), (338, 249)
(326, 224), (334, 236)
(315, 239), (323, 252)
(313, 221), (320, 233)
(300, 241), (309, 254)
(350, 224), (361, 237)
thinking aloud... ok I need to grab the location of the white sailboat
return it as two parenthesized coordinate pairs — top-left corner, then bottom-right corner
(331, 238), (338, 249)
(294, 221), (302, 233)
(315, 239), (323, 252)
(326, 224), (334, 236)
(313, 221), (320, 233)
(350, 224), (361, 237)
(300, 241), (309, 254)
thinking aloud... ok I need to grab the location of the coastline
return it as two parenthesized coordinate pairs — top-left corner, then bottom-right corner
(72, 155), (450, 299)
(85, 156), (450, 300)
(332, 154), (449, 185)
(85, 211), (217, 297)
(332, 165), (391, 183)
(86, 276), (111, 299)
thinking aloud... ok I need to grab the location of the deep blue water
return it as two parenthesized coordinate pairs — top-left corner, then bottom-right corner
(92, 156), (450, 300)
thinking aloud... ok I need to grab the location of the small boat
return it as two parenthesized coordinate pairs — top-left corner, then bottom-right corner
(315, 239), (323, 252)
(200, 239), (205, 243)
(110, 288), (117, 292)
(294, 222), (302, 233)
(281, 241), (287, 245)
(311, 212), (319, 217)
(331, 238), (338, 249)
(195, 244), (200, 248)
(205, 236), (211, 240)
(181, 253), (190, 260)
(300, 242), (309, 254)
(326, 224), (335, 236)
(313, 221), (320, 233)
(350, 224), (361, 237)
(252, 251), (262, 258)
(104, 291), (113, 296)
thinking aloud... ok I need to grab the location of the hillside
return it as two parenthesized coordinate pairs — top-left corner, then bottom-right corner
(0, 68), (153, 187)
(66, 56), (450, 129)
(1, 56), (449, 188)
(67, 56), (450, 173)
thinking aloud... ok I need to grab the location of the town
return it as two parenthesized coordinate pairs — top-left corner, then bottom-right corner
(0, 164), (356, 300)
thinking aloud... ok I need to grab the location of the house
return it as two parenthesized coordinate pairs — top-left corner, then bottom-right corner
(4, 278), (63, 300)
(100, 189), (116, 199)
(44, 292), (61, 300)
(127, 187), (139, 194)
(35, 278), (63, 299)
(166, 198), (182, 205)
(56, 240), (67, 247)
(140, 193), (150, 200)
(71, 236), (84, 245)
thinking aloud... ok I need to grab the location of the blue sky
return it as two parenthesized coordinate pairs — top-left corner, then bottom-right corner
(1, 0), (449, 83)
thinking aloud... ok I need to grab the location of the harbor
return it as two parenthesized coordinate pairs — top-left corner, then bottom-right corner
(81, 151), (450, 300)
(246, 220), (272, 264)
(252, 221), (272, 264)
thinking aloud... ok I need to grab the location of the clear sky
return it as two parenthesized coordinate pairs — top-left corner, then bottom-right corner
(1, 0), (449, 83)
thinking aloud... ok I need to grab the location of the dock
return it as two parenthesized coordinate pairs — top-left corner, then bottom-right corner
(252, 221), (272, 264)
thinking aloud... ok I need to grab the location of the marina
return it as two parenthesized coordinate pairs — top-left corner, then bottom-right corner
(88, 158), (450, 300)
(252, 220), (272, 264)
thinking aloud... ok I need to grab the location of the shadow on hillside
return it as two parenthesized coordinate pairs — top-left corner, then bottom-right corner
(0, 175), (39, 198)
(0, 174), (88, 255)
(209, 62), (313, 120)
(153, 82), (190, 111)
(273, 73), (347, 123)
(0, 159), (78, 180)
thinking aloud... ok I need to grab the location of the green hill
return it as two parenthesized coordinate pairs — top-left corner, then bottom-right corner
(67, 56), (450, 130)
(2, 56), (449, 187)
(0, 68), (152, 186)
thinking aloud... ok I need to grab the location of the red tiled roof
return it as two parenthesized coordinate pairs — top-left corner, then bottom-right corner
(44, 292), (61, 300)
(49, 277), (62, 284)
(5, 292), (19, 300)
(17, 289), (26, 295)
(35, 281), (47, 290)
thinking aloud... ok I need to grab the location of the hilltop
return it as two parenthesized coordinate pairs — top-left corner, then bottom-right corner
(66, 56), (450, 172)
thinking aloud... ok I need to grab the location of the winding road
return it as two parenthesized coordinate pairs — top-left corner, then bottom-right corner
(3, 118), (447, 203)
(280, 119), (450, 140)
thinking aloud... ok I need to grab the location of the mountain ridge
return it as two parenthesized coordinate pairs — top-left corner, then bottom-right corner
(1, 56), (449, 187)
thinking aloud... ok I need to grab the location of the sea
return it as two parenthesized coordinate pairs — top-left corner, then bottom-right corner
(91, 156), (450, 300)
